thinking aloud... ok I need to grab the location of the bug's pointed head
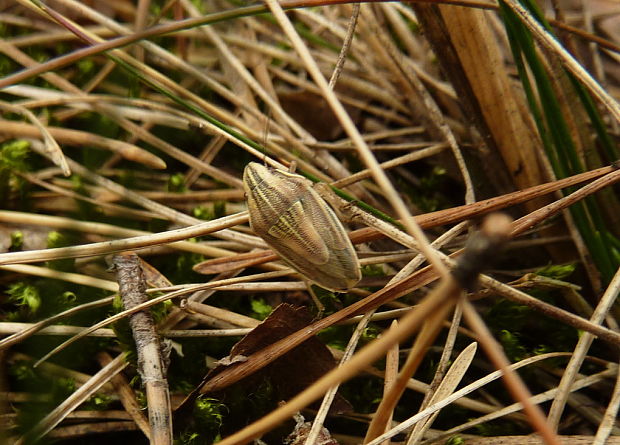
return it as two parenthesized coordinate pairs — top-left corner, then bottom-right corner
(243, 162), (271, 192)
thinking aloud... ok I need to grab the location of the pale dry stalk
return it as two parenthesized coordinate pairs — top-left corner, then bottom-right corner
(113, 252), (172, 445)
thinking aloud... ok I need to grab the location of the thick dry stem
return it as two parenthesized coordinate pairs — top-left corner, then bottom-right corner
(113, 252), (172, 445)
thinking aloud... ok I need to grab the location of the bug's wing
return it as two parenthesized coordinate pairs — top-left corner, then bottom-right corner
(301, 190), (362, 284)
(302, 189), (354, 251)
(267, 196), (331, 264)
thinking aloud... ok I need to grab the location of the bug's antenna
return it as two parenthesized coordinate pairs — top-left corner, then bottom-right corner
(260, 109), (272, 167)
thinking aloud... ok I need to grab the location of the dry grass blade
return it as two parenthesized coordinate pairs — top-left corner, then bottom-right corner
(379, 319), (399, 445)
(97, 352), (150, 438)
(0, 213), (249, 265)
(15, 354), (128, 444)
(0, 322), (115, 338)
(364, 354), (605, 445)
(0, 120), (166, 169)
(0, 210), (251, 259)
(407, 343), (477, 445)
(547, 265), (620, 429)
(193, 250), (278, 274)
(0, 264), (118, 291)
(420, 366), (619, 445)
(405, 342), (477, 444)
(0, 297), (115, 350)
(594, 365), (620, 444)
(0, 101), (70, 175)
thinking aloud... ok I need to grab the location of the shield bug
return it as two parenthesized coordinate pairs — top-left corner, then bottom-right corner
(243, 162), (361, 291)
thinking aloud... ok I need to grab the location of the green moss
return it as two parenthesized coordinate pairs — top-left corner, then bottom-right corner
(194, 396), (226, 430)
(340, 376), (384, 414)
(213, 201), (226, 219)
(45, 231), (76, 272)
(397, 164), (453, 213)
(312, 287), (343, 316)
(70, 174), (100, 220)
(473, 418), (524, 436)
(152, 298), (174, 324)
(192, 205), (214, 220)
(9, 361), (78, 438)
(190, 202), (227, 220)
(318, 324), (354, 350)
(7, 282), (41, 316)
(498, 329), (527, 362)
(361, 324), (381, 343)
(189, 0), (208, 13)
(10, 230), (23, 250)
(0, 53), (15, 77)
(0, 139), (30, 201)
(84, 393), (112, 410)
(485, 295), (579, 361)
(361, 264), (387, 278)
(250, 298), (272, 320)
(168, 172), (187, 192)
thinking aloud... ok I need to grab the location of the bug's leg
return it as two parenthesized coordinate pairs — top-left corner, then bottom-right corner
(304, 281), (325, 318)
(288, 160), (298, 174)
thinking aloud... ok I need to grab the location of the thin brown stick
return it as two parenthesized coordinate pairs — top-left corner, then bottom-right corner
(113, 252), (172, 445)
(364, 300), (456, 442)
(194, 165), (617, 275)
(461, 299), (560, 445)
(328, 3), (360, 89)
(380, 320), (399, 445)
(364, 214), (513, 442)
